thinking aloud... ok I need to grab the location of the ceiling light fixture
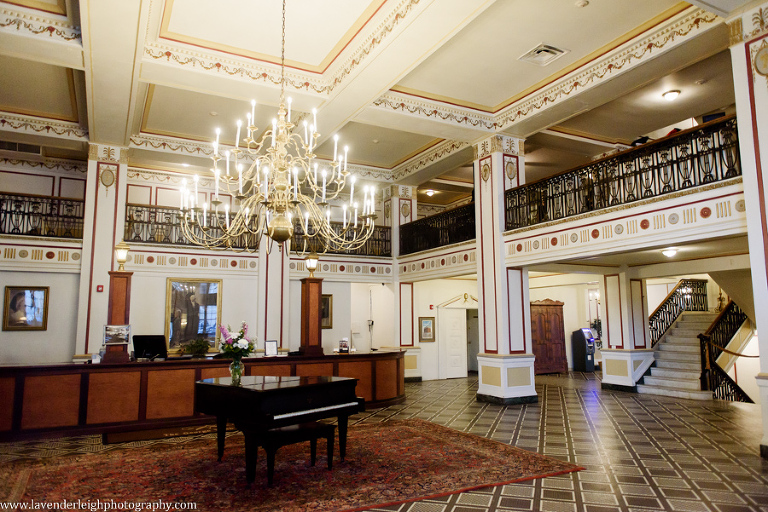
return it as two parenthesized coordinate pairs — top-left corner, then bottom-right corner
(662, 90), (681, 102)
(424, 189), (436, 197)
(662, 249), (677, 257)
(179, 0), (376, 254)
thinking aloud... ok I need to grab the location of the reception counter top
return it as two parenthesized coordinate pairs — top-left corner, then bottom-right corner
(0, 350), (405, 441)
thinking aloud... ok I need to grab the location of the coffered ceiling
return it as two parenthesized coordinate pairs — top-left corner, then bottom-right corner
(0, 0), (750, 213)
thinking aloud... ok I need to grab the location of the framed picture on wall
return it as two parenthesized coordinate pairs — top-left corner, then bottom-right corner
(104, 324), (130, 345)
(165, 278), (222, 352)
(3, 286), (49, 331)
(419, 317), (435, 342)
(321, 294), (333, 329)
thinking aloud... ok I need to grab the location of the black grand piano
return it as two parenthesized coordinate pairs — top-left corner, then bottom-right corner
(194, 375), (364, 483)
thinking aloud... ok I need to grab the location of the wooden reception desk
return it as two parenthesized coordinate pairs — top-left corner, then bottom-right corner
(0, 350), (405, 442)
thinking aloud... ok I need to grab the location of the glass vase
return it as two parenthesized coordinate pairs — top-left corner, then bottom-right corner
(229, 358), (243, 385)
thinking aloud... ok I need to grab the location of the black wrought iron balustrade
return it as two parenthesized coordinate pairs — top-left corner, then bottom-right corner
(399, 203), (475, 256)
(648, 279), (708, 346)
(506, 116), (740, 230)
(126, 203), (391, 256)
(698, 301), (753, 403)
(0, 193), (84, 239)
(292, 222), (391, 257)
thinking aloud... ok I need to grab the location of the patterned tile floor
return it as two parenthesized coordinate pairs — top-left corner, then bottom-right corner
(2, 372), (768, 511)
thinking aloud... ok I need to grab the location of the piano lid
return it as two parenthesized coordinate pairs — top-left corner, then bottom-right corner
(197, 375), (355, 391)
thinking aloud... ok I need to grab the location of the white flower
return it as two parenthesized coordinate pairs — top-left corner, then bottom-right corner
(236, 340), (249, 350)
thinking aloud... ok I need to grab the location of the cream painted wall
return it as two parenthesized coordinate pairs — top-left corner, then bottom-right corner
(529, 284), (589, 371)
(0, 271), (79, 364)
(129, 273), (260, 352)
(728, 335), (761, 404)
(413, 278), (479, 381)
(350, 283), (395, 352)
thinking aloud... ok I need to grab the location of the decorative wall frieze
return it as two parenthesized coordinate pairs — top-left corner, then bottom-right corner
(495, 8), (719, 130)
(129, 134), (217, 159)
(417, 203), (446, 218)
(0, 240), (83, 273)
(126, 167), (211, 186)
(0, 7), (81, 43)
(505, 180), (746, 267)
(739, 5), (768, 42)
(124, 246), (258, 276)
(398, 240), (476, 282)
(88, 144), (127, 164)
(0, 156), (86, 174)
(474, 135), (521, 160)
(289, 256), (393, 283)
(729, 17), (744, 46)
(392, 139), (470, 181)
(373, 93), (496, 132)
(0, 113), (87, 141)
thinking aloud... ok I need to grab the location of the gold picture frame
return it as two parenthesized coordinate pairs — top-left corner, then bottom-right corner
(419, 316), (435, 342)
(321, 294), (333, 329)
(165, 278), (222, 353)
(3, 286), (49, 331)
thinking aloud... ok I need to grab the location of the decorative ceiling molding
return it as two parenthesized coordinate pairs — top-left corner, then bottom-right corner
(369, 7), (720, 134)
(0, 156), (86, 174)
(392, 139), (470, 181)
(0, 6), (81, 43)
(734, 4), (768, 42)
(0, 113), (87, 140)
(143, 0), (424, 97)
(495, 7), (720, 130)
(373, 92), (496, 131)
(127, 167), (213, 187)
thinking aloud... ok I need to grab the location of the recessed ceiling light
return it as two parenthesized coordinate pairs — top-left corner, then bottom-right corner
(209, 111), (219, 116)
(424, 189), (435, 197)
(182, 163), (189, 167)
(662, 249), (677, 257)
(662, 90), (680, 102)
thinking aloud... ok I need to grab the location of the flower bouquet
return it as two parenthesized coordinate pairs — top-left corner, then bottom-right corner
(219, 321), (255, 384)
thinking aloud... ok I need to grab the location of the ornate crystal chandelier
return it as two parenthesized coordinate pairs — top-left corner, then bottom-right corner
(178, 0), (376, 254)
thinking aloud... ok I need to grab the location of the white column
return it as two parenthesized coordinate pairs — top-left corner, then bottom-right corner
(728, 7), (768, 458)
(473, 135), (536, 403)
(75, 144), (129, 356)
(257, 239), (290, 349)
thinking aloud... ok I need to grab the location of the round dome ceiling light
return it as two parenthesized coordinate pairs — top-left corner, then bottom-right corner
(662, 248), (677, 257)
(662, 90), (681, 102)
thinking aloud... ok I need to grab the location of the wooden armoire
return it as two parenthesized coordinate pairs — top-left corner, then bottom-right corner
(530, 299), (567, 374)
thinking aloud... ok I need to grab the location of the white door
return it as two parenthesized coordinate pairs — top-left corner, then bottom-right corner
(438, 308), (468, 379)
(466, 309), (480, 372)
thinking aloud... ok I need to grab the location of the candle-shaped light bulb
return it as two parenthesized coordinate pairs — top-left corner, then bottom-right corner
(215, 127), (220, 149)
(293, 167), (298, 198)
(193, 174), (199, 205)
(303, 120), (308, 145)
(225, 151), (231, 176)
(344, 146), (349, 171)
(238, 164), (243, 194)
(203, 202), (207, 227)
(349, 176), (356, 205)
(354, 202), (358, 228)
(250, 100), (256, 124)
(321, 169), (328, 203)
(343, 204), (348, 228)
(235, 119), (241, 149)
(214, 167), (220, 199)
(303, 211), (309, 233)
(225, 203), (230, 229)
(287, 97), (292, 122)
(333, 134), (339, 162)
(246, 113), (251, 136)
(312, 108), (317, 133)
(263, 167), (269, 198)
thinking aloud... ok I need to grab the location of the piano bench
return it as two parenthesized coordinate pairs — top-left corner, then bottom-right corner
(247, 421), (337, 486)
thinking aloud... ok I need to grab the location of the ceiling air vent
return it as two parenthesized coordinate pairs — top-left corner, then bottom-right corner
(519, 44), (569, 66)
(0, 141), (42, 154)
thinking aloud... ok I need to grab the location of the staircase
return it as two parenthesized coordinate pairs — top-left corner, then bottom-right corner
(637, 312), (718, 400)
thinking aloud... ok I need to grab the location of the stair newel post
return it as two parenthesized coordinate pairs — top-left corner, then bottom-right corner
(699, 333), (711, 392)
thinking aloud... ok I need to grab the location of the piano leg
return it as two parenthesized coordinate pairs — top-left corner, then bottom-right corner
(327, 431), (335, 470)
(216, 415), (227, 461)
(338, 414), (349, 461)
(243, 431), (259, 485)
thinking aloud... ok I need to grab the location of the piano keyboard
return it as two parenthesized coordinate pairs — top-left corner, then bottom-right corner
(273, 401), (361, 420)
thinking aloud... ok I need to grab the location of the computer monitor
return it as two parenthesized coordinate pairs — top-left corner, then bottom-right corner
(132, 335), (168, 360)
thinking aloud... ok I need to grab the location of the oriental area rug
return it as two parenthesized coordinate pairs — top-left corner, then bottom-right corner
(1, 419), (583, 512)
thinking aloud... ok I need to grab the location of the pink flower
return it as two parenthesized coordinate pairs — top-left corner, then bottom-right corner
(241, 321), (248, 338)
(220, 324), (230, 340)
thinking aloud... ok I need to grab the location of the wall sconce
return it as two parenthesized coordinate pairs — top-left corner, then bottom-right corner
(305, 252), (319, 278)
(114, 240), (130, 272)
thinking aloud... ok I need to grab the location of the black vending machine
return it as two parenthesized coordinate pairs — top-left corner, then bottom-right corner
(571, 328), (596, 372)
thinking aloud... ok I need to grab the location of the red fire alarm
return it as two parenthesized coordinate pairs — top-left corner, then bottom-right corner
(96, 285), (104, 292)
(429, 304), (434, 310)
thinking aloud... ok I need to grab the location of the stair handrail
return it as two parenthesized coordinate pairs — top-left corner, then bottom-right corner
(698, 300), (754, 403)
(649, 279), (708, 347)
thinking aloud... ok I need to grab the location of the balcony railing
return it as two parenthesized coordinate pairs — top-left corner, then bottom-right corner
(399, 203), (476, 256)
(505, 116), (740, 230)
(648, 279), (708, 346)
(125, 204), (391, 257)
(0, 192), (84, 239)
(292, 222), (391, 257)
